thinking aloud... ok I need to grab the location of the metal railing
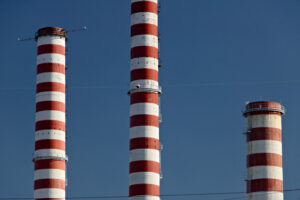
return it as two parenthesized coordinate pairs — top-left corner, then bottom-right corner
(243, 105), (285, 115)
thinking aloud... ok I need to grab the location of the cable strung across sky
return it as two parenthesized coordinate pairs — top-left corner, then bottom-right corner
(3, 79), (300, 91)
(3, 187), (300, 199)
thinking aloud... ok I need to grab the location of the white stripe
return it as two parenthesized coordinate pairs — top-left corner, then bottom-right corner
(247, 191), (283, 200)
(130, 172), (160, 186)
(130, 149), (160, 162)
(247, 166), (283, 180)
(247, 140), (282, 155)
(37, 53), (65, 65)
(130, 126), (159, 139)
(34, 149), (65, 158)
(34, 169), (65, 180)
(34, 188), (65, 199)
(35, 130), (65, 142)
(36, 72), (65, 84)
(131, 35), (158, 48)
(246, 114), (282, 129)
(36, 91), (65, 103)
(131, 12), (158, 26)
(130, 103), (159, 117)
(131, 57), (158, 71)
(130, 196), (160, 200)
(130, 79), (159, 89)
(37, 36), (66, 46)
(36, 110), (65, 122)
(132, 0), (157, 3)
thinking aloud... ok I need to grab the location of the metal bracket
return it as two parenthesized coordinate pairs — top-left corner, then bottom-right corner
(243, 130), (251, 135)
(32, 155), (68, 162)
(128, 86), (162, 95)
(243, 107), (285, 116)
(159, 143), (163, 179)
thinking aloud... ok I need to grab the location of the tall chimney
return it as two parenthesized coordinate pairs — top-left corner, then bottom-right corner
(129, 0), (161, 199)
(243, 101), (285, 200)
(33, 27), (67, 200)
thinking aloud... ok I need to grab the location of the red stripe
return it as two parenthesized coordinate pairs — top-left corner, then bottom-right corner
(131, 68), (158, 81)
(130, 137), (159, 150)
(130, 161), (160, 173)
(35, 139), (65, 151)
(131, 1), (157, 14)
(129, 184), (159, 196)
(36, 101), (65, 112)
(131, 46), (158, 59)
(247, 101), (282, 110)
(37, 63), (65, 74)
(245, 111), (282, 116)
(36, 82), (65, 93)
(130, 92), (159, 104)
(34, 179), (65, 190)
(130, 115), (159, 127)
(247, 128), (281, 142)
(35, 120), (65, 131)
(36, 199), (64, 200)
(247, 153), (282, 167)
(247, 179), (283, 193)
(131, 24), (158, 36)
(38, 44), (65, 55)
(35, 159), (65, 170)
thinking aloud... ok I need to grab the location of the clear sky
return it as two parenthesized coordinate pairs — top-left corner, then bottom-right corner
(1, 0), (300, 199)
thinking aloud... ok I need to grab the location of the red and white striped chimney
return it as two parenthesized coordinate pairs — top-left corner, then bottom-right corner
(33, 27), (67, 200)
(129, 0), (161, 199)
(243, 101), (285, 200)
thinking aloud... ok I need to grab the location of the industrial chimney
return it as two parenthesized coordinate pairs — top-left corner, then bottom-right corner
(243, 101), (285, 200)
(33, 27), (67, 200)
(129, 0), (161, 199)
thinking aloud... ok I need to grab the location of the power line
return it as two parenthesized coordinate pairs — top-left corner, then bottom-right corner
(1, 79), (300, 91)
(1, 188), (300, 200)
(163, 79), (300, 87)
(223, 188), (300, 200)
(0, 85), (126, 91)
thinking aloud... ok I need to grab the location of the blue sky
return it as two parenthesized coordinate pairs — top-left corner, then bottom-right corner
(1, 0), (300, 199)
